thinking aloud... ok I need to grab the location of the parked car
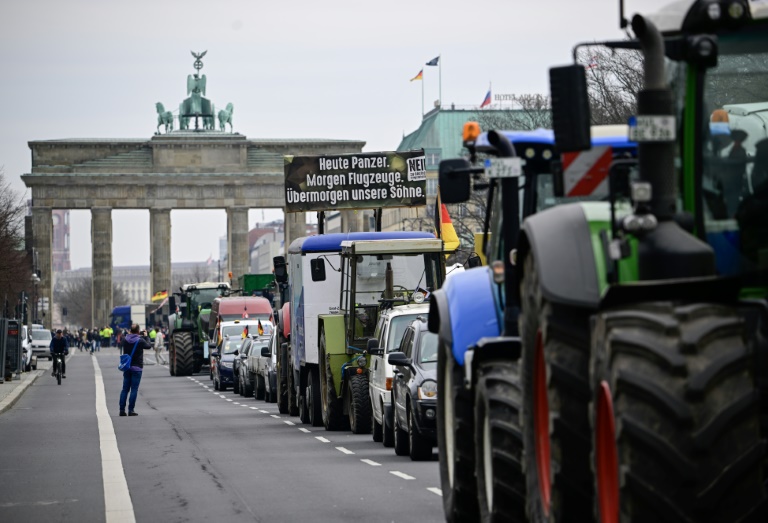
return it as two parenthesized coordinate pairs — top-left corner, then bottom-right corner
(213, 336), (244, 391)
(368, 304), (429, 447)
(21, 326), (38, 371)
(388, 316), (438, 461)
(236, 337), (256, 398)
(28, 329), (53, 361)
(245, 334), (272, 401)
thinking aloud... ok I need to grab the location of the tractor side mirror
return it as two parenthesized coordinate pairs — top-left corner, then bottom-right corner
(310, 258), (326, 282)
(438, 158), (472, 203)
(273, 256), (288, 283)
(550, 64), (591, 152)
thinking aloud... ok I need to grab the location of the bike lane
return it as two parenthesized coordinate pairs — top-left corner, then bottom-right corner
(0, 352), (106, 522)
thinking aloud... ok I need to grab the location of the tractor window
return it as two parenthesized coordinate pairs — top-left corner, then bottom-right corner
(700, 30), (768, 277)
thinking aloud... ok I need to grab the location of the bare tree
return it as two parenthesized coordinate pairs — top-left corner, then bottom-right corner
(476, 94), (552, 132)
(0, 169), (32, 318)
(578, 46), (643, 125)
(54, 277), (130, 328)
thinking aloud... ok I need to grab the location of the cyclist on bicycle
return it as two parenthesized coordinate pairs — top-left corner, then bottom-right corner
(49, 329), (69, 379)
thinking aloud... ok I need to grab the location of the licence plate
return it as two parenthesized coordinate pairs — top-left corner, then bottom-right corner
(628, 115), (676, 142)
(485, 157), (523, 178)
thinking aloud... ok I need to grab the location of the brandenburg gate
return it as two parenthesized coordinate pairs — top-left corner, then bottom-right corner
(22, 52), (364, 328)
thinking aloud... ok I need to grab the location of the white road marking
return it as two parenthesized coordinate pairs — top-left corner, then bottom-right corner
(92, 356), (136, 523)
(250, 407), (258, 410)
(259, 410), (269, 414)
(241, 404), (248, 407)
(390, 471), (415, 480)
(298, 428), (311, 433)
(226, 399), (233, 402)
(360, 459), (381, 467)
(427, 488), (442, 496)
(315, 436), (330, 443)
(219, 395), (226, 398)
(284, 420), (295, 426)
(233, 402), (240, 405)
(270, 414), (281, 419)
(336, 447), (354, 455)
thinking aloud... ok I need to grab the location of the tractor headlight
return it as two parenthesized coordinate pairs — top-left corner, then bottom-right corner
(418, 379), (438, 399)
(412, 291), (425, 304)
(357, 356), (367, 368)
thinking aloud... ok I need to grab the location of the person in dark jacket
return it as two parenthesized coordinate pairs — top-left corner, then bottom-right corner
(119, 323), (152, 417)
(49, 329), (69, 378)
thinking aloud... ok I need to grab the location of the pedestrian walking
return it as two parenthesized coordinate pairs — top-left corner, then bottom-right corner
(119, 323), (152, 417)
(154, 326), (167, 365)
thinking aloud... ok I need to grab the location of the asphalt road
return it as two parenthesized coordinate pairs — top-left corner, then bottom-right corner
(0, 350), (445, 523)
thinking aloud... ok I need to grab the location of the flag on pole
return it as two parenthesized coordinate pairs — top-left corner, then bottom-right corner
(257, 320), (264, 336)
(206, 253), (213, 266)
(480, 88), (492, 108)
(434, 187), (460, 254)
(410, 69), (423, 81)
(242, 325), (249, 339)
(426, 56), (439, 66)
(151, 290), (168, 303)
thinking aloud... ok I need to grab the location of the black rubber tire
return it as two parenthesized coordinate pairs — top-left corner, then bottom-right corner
(268, 384), (277, 403)
(394, 403), (409, 456)
(244, 374), (254, 397)
(287, 363), (299, 416)
(214, 377), (219, 391)
(299, 371), (311, 424)
(438, 337), (479, 522)
(169, 339), (176, 376)
(32, 362), (37, 371)
(307, 367), (322, 427)
(233, 373), (241, 395)
(277, 344), (289, 414)
(256, 373), (266, 400)
(519, 252), (593, 521)
(475, 359), (526, 523)
(372, 412), (383, 442)
(57, 366), (62, 386)
(319, 329), (346, 431)
(209, 366), (213, 381)
(408, 404), (432, 461)
(171, 332), (195, 377)
(591, 302), (767, 522)
(348, 372), (372, 434)
(383, 403), (395, 448)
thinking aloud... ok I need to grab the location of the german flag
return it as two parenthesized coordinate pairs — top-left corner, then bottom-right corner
(151, 290), (168, 303)
(435, 187), (460, 253)
(241, 325), (249, 339)
(410, 69), (423, 82)
(257, 320), (264, 336)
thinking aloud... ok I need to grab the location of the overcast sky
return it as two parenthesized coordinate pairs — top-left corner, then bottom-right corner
(1, 0), (671, 269)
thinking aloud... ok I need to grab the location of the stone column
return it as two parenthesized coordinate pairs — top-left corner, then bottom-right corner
(284, 212), (306, 253)
(31, 207), (53, 330)
(227, 207), (249, 283)
(91, 208), (112, 329)
(150, 209), (172, 297)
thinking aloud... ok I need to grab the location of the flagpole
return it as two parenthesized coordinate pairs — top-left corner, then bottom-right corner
(439, 54), (442, 109)
(421, 75), (424, 116)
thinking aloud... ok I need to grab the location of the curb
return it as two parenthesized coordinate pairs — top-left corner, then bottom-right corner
(0, 371), (42, 416)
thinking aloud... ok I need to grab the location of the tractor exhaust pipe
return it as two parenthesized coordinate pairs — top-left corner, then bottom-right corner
(632, 14), (677, 220)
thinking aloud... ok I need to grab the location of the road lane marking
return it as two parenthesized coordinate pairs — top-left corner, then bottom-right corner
(336, 447), (354, 455)
(284, 420), (295, 426)
(360, 459), (381, 467)
(259, 410), (269, 414)
(226, 399), (233, 402)
(315, 436), (330, 443)
(233, 402), (240, 405)
(427, 488), (442, 496)
(250, 407), (258, 410)
(390, 471), (415, 480)
(219, 395), (226, 398)
(270, 414), (281, 419)
(92, 356), (136, 523)
(298, 428), (311, 433)
(241, 404), (248, 407)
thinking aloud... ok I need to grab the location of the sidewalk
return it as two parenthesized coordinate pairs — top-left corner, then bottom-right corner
(0, 370), (43, 416)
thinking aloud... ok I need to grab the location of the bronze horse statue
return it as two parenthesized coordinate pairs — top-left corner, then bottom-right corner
(218, 103), (234, 132)
(156, 102), (174, 133)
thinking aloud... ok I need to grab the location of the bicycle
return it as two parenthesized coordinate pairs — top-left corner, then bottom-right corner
(52, 353), (65, 385)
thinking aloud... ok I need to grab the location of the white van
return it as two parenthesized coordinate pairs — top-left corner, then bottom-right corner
(369, 303), (430, 446)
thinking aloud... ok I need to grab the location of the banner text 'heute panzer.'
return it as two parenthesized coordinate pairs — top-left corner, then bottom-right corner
(284, 150), (427, 212)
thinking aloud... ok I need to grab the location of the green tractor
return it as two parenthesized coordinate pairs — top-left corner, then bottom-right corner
(168, 281), (230, 376)
(507, 1), (768, 521)
(316, 237), (445, 433)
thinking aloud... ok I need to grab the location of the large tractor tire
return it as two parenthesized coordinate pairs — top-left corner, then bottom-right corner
(171, 332), (195, 377)
(437, 338), (480, 522)
(474, 359), (526, 523)
(591, 302), (766, 522)
(319, 329), (346, 431)
(307, 367), (322, 427)
(287, 363), (299, 417)
(519, 252), (593, 521)
(347, 372), (372, 434)
(277, 343), (289, 414)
